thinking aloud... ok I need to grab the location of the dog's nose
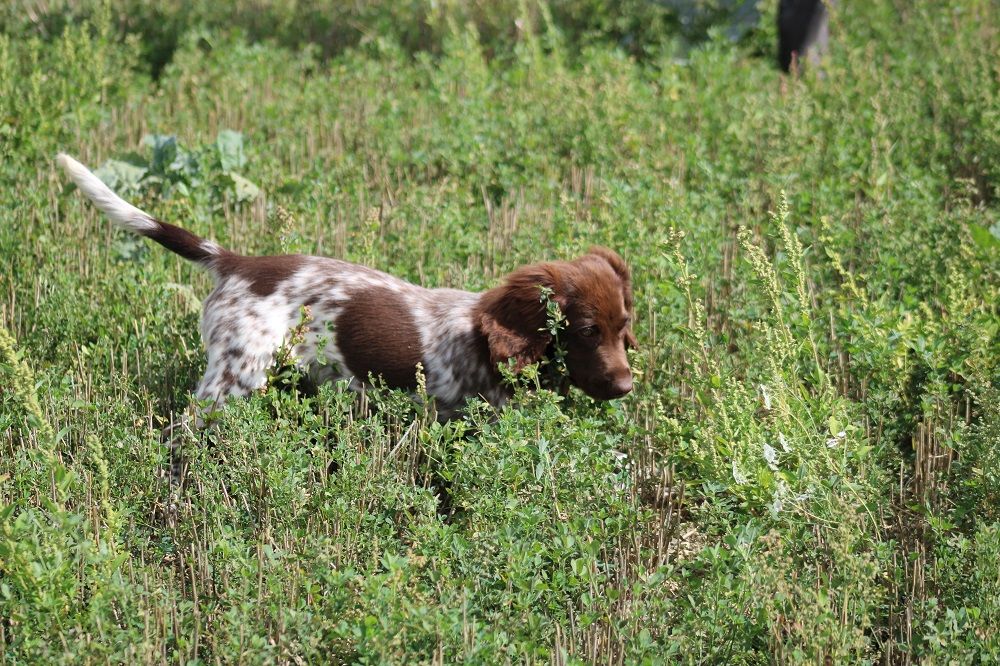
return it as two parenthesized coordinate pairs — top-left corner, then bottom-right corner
(610, 374), (633, 397)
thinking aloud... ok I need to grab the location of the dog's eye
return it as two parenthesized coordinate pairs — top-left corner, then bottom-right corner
(579, 326), (598, 338)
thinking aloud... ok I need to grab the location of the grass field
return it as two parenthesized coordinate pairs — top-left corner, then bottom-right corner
(1, 1), (999, 663)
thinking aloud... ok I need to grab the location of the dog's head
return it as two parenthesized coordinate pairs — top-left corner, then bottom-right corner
(477, 246), (636, 400)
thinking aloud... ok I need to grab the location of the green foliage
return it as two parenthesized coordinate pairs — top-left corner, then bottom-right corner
(93, 131), (260, 205)
(2, 1), (999, 662)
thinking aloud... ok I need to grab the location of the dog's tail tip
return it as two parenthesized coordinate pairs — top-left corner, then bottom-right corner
(56, 151), (159, 235)
(56, 152), (94, 177)
(56, 152), (89, 183)
(56, 151), (225, 264)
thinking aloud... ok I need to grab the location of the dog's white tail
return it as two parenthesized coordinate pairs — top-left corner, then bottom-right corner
(56, 153), (228, 264)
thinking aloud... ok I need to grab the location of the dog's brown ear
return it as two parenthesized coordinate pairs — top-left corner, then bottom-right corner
(477, 263), (560, 372)
(589, 246), (638, 349)
(588, 246), (633, 309)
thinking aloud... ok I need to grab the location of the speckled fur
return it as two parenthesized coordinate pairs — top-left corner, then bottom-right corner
(192, 258), (506, 418)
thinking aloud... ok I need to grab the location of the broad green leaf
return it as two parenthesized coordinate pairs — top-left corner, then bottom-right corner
(230, 172), (259, 202)
(217, 129), (246, 172)
(142, 134), (178, 173)
(93, 159), (147, 194)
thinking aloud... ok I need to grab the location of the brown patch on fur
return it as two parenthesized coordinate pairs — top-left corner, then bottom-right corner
(475, 249), (636, 400)
(335, 286), (423, 389)
(214, 254), (305, 296)
(474, 263), (559, 372)
(148, 218), (224, 263)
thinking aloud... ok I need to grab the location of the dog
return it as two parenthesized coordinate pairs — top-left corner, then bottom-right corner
(57, 153), (636, 420)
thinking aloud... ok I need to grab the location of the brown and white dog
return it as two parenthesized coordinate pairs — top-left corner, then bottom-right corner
(58, 153), (636, 419)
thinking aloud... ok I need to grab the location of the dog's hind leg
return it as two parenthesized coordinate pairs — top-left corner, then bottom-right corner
(160, 349), (273, 498)
(192, 348), (273, 423)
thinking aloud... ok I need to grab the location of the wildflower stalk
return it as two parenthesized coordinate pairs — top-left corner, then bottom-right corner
(663, 228), (717, 376)
(87, 434), (119, 553)
(0, 322), (55, 448)
(663, 228), (732, 470)
(772, 193), (824, 380)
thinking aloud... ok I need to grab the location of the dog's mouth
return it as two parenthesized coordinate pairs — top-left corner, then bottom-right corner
(578, 374), (633, 401)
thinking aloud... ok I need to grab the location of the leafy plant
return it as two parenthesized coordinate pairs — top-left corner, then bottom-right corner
(1, 1), (998, 662)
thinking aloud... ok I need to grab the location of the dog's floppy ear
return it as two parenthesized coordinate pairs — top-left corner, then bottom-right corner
(478, 263), (560, 372)
(588, 246), (638, 349)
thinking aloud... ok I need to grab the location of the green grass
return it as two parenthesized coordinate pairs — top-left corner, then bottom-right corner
(1, 1), (999, 663)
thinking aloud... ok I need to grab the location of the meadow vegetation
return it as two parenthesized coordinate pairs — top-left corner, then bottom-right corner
(1, 0), (998, 662)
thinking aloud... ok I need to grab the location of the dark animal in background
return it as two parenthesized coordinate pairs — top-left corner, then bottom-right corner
(777, 0), (831, 72)
(57, 153), (637, 422)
